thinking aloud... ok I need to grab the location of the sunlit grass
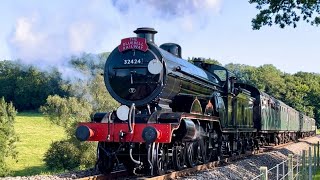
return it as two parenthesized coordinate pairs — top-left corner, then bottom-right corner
(315, 168), (320, 180)
(5, 112), (66, 176)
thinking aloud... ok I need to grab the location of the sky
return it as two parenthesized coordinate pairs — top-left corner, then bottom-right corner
(0, 0), (319, 74)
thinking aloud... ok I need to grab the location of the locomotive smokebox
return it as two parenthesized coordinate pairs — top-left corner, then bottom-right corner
(134, 27), (157, 43)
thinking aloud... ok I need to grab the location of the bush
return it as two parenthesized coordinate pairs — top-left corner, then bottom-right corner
(41, 95), (96, 170)
(73, 140), (96, 168)
(44, 140), (81, 171)
(40, 54), (119, 171)
(40, 95), (93, 138)
(0, 97), (18, 177)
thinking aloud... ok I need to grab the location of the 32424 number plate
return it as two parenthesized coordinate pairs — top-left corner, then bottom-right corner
(123, 59), (143, 65)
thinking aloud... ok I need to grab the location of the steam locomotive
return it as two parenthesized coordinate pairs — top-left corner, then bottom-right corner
(75, 27), (316, 176)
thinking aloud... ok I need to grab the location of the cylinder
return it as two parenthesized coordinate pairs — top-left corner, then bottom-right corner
(178, 119), (196, 141)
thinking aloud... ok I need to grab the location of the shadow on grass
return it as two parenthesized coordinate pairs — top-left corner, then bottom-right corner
(11, 165), (51, 176)
(17, 111), (43, 117)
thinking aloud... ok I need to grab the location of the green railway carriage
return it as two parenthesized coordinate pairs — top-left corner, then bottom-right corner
(275, 99), (286, 131)
(233, 89), (255, 129)
(306, 116), (312, 132)
(236, 83), (303, 143)
(286, 106), (300, 132)
(299, 113), (309, 132)
(309, 117), (316, 132)
(259, 92), (278, 131)
(311, 118), (317, 133)
(277, 100), (300, 132)
(299, 113), (316, 136)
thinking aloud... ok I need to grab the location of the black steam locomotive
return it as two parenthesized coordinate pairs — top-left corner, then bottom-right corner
(75, 27), (316, 176)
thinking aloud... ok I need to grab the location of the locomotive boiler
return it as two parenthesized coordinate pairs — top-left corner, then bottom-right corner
(75, 27), (316, 176)
(105, 27), (222, 114)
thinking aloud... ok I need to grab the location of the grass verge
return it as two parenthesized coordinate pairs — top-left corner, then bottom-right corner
(5, 112), (66, 176)
(315, 168), (320, 180)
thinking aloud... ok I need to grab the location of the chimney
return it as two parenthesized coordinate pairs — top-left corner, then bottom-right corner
(134, 27), (157, 43)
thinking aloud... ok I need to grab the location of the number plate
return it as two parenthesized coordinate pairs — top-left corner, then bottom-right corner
(123, 59), (143, 65)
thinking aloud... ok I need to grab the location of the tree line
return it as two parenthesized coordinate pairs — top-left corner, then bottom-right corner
(0, 61), (69, 111)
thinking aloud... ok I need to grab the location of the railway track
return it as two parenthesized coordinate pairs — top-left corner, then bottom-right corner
(78, 138), (303, 180)
(77, 170), (128, 180)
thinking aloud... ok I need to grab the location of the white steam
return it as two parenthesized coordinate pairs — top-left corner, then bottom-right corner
(7, 0), (223, 73)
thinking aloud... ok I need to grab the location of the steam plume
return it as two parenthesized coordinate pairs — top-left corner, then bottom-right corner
(7, 0), (222, 74)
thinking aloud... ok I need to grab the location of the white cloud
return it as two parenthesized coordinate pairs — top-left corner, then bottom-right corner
(10, 16), (47, 62)
(7, 0), (223, 69)
(69, 21), (95, 53)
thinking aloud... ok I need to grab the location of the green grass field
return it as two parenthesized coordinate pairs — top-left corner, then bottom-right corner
(315, 168), (320, 180)
(5, 112), (66, 176)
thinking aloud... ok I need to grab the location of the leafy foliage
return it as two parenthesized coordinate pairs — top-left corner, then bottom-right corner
(41, 53), (118, 170)
(0, 97), (18, 177)
(44, 140), (81, 171)
(249, 0), (320, 29)
(67, 52), (118, 112)
(0, 61), (69, 111)
(41, 95), (97, 170)
(40, 95), (92, 138)
(188, 57), (222, 65)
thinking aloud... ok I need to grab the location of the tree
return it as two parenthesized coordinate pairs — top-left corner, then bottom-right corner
(40, 95), (93, 137)
(225, 63), (258, 86)
(40, 95), (96, 169)
(69, 53), (118, 112)
(41, 52), (118, 170)
(249, 0), (320, 29)
(44, 140), (81, 171)
(188, 57), (222, 65)
(0, 61), (69, 111)
(0, 97), (18, 177)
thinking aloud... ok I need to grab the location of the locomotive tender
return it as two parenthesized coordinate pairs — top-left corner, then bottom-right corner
(75, 27), (316, 175)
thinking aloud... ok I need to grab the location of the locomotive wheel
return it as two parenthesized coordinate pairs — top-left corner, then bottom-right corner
(236, 140), (242, 155)
(274, 136), (279, 145)
(152, 143), (168, 175)
(227, 141), (233, 157)
(211, 130), (222, 161)
(202, 137), (212, 163)
(254, 139), (259, 150)
(186, 141), (199, 168)
(242, 138), (248, 154)
(97, 143), (115, 174)
(249, 138), (254, 151)
(173, 142), (186, 170)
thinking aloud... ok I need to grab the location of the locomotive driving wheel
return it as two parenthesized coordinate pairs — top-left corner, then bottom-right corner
(151, 143), (168, 175)
(211, 129), (222, 161)
(186, 141), (200, 167)
(201, 125), (214, 163)
(202, 137), (212, 163)
(173, 142), (186, 170)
